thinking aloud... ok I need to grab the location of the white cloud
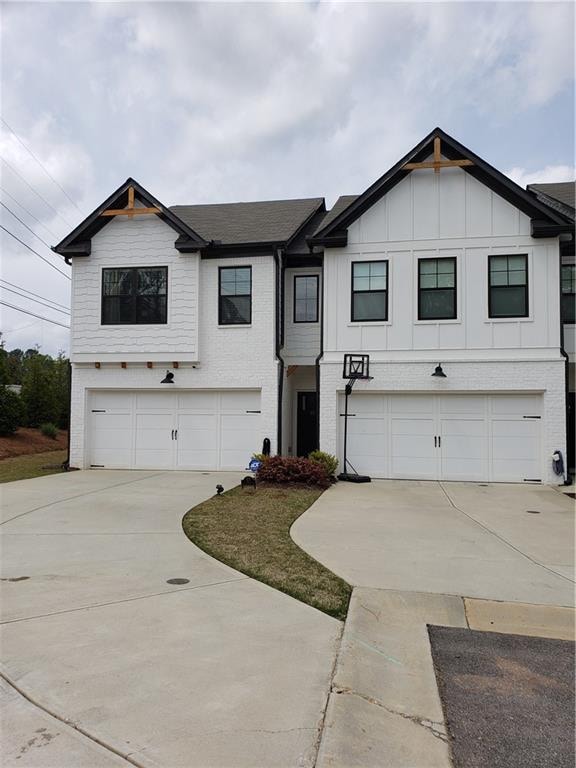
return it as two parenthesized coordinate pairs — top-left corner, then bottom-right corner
(506, 165), (576, 188)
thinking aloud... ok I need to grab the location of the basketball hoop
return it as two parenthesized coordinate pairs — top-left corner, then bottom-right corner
(339, 353), (372, 484)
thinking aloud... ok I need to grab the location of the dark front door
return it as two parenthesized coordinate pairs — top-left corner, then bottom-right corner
(297, 392), (318, 457)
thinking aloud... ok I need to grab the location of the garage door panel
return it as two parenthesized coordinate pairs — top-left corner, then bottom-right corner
(392, 418), (435, 436)
(348, 417), (386, 436)
(220, 391), (260, 411)
(491, 394), (542, 416)
(135, 392), (176, 410)
(438, 395), (485, 415)
(390, 395), (431, 414)
(348, 395), (387, 416)
(90, 391), (132, 410)
(177, 392), (218, 411)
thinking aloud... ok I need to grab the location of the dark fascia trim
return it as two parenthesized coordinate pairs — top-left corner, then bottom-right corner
(309, 127), (568, 246)
(284, 199), (326, 250)
(307, 230), (347, 248)
(52, 178), (208, 258)
(201, 241), (278, 258)
(285, 254), (323, 268)
(531, 220), (575, 238)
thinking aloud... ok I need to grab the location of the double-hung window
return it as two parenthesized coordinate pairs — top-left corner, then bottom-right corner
(351, 261), (388, 321)
(561, 264), (575, 324)
(219, 266), (252, 325)
(418, 258), (457, 320)
(294, 275), (319, 323)
(101, 267), (168, 325)
(488, 255), (528, 318)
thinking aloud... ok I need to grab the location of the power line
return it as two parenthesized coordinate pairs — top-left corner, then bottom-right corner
(0, 156), (74, 228)
(0, 224), (71, 280)
(0, 285), (70, 315)
(0, 186), (59, 240)
(0, 117), (83, 213)
(0, 279), (69, 310)
(1, 200), (52, 250)
(0, 300), (70, 329)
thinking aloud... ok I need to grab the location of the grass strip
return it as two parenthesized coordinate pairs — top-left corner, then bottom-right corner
(183, 485), (351, 621)
(0, 450), (67, 484)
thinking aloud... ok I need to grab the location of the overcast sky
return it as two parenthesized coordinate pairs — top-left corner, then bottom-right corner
(0, 0), (574, 357)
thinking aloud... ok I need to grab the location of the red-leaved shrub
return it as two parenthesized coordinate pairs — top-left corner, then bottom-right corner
(256, 456), (331, 489)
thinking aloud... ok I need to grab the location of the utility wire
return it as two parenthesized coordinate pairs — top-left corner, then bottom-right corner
(1, 201), (52, 250)
(0, 186), (59, 241)
(0, 279), (69, 311)
(0, 224), (70, 280)
(0, 117), (83, 213)
(0, 156), (74, 228)
(0, 300), (70, 329)
(0, 286), (70, 315)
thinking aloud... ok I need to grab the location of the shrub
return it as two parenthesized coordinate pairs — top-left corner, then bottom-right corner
(257, 455), (331, 489)
(308, 450), (339, 477)
(40, 422), (58, 440)
(0, 387), (24, 436)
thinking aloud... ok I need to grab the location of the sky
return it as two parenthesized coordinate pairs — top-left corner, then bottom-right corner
(0, 0), (574, 357)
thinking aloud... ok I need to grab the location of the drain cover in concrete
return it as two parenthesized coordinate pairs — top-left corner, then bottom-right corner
(428, 625), (575, 768)
(166, 578), (190, 585)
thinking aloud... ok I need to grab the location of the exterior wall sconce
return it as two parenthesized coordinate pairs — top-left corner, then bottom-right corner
(161, 371), (175, 384)
(431, 363), (446, 378)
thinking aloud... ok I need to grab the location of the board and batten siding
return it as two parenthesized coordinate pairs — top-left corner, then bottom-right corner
(70, 214), (200, 362)
(283, 267), (321, 364)
(323, 167), (561, 357)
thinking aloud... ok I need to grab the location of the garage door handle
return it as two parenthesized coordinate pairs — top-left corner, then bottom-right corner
(171, 430), (174, 440)
(438, 436), (441, 448)
(434, 436), (437, 447)
(175, 430), (178, 440)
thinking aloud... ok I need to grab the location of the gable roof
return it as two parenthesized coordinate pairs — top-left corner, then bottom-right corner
(53, 178), (207, 258)
(309, 127), (572, 246)
(527, 182), (575, 222)
(170, 197), (324, 248)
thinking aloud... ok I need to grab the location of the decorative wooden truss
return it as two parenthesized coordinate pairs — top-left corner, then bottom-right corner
(101, 186), (161, 218)
(402, 137), (474, 174)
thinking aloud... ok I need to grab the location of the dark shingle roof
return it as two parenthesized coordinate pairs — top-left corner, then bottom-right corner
(313, 195), (359, 235)
(528, 182), (575, 209)
(170, 198), (324, 246)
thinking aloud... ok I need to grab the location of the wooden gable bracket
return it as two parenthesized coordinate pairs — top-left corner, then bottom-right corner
(286, 365), (299, 377)
(101, 186), (162, 218)
(403, 137), (475, 174)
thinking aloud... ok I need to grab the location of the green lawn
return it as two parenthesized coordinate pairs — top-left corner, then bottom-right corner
(182, 485), (351, 621)
(0, 450), (67, 483)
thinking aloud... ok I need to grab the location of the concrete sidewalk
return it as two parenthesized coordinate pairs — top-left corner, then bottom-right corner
(1, 471), (341, 768)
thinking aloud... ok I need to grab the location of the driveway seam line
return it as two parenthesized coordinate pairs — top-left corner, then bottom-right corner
(0, 472), (168, 526)
(0, 576), (248, 625)
(312, 619), (346, 768)
(438, 482), (575, 586)
(0, 670), (145, 768)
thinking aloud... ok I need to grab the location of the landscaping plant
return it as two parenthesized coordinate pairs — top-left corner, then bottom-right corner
(0, 387), (25, 436)
(308, 450), (339, 478)
(256, 455), (331, 488)
(40, 422), (59, 440)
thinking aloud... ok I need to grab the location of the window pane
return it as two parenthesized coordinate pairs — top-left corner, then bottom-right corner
(490, 270), (508, 286)
(561, 265), (575, 294)
(561, 293), (575, 323)
(490, 256), (508, 272)
(490, 286), (526, 317)
(369, 262), (386, 277)
(136, 295), (166, 324)
(508, 269), (526, 286)
(369, 275), (387, 291)
(420, 289), (455, 319)
(353, 263), (370, 278)
(294, 277), (317, 321)
(137, 268), (166, 295)
(353, 291), (386, 321)
(420, 274), (437, 289)
(437, 260), (455, 275)
(220, 268), (251, 297)
(220, 295), (251, 324)
(353, 276), (370, 292)
(103, 296), (133, 324)
(507, 255), (526, 272)
(437, 273), (455, 288)
(420, 260), (437, 275)
(103, 269), (132, 296)
(295, 298), (316, 322)
(235, 280), (251, 296)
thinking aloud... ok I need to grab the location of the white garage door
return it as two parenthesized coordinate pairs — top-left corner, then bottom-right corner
(88, 390), (262, 470)
(341, 393), (542, 483)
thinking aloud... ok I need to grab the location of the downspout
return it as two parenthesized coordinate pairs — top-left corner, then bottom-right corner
(64, 360), (72, 470)
(314, 251), (324, 450)
(558, 239), (572, 483)
(274, 247), (285, 456)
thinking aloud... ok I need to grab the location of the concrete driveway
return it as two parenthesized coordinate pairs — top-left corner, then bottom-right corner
(292, 480), (575, 606)
(0, 471), (340, 768)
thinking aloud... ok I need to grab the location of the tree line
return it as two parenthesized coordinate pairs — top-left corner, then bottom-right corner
(0, 336), (70, 436)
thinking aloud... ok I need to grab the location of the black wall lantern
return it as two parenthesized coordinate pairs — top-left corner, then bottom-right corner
(431, 363), (446, 378)
(161, 370), (175, 384)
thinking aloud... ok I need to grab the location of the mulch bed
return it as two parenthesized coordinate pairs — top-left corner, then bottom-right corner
(0, 428), (68, 460)
(429, 625), (575, 768)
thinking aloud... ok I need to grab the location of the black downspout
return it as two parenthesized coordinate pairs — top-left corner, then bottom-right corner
(559, 244), (572, 483)
(314, 256), (324, 450)
(274, 248), (284, 456)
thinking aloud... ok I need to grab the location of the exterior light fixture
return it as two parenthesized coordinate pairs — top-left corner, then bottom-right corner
(161, 371), (175, 384)
(431, 363), (446, 378)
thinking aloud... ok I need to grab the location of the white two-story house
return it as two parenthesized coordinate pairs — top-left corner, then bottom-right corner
(54, 128), (574, 484)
